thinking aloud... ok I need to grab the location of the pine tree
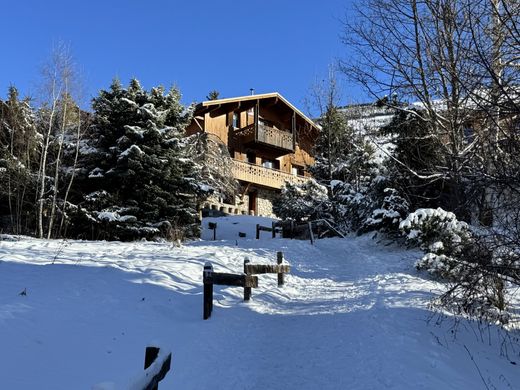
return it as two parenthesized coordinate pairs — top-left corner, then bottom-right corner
(311, 105), (351, 183)
(206, 90), (220, 100)
(72, 79), (206, 240)
(380, 110), (451, 212)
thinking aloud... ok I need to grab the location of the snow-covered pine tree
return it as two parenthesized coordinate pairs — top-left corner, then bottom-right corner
(185, 132), (237, 201)
(311, 105), (352, 183)
(73, 79), (206, 240)
(309, 104), (384, 232)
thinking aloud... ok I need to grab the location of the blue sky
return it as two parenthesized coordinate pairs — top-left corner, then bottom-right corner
(0, 0), (368, 112)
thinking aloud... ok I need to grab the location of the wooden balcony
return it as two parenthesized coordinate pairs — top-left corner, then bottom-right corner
(231, 159), (308, 189)
(235, 123), (294, 152)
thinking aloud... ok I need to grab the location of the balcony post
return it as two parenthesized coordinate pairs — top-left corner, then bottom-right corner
(292, 111), (296, 150)
(254, 100), (259, 141)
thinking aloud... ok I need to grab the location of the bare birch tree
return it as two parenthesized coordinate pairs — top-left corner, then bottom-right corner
(36, 42), (82, 239)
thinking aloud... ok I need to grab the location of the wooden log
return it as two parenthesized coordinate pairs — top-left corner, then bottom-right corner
(203, 263), (213, 320)
(244, 258), (251, 301)
(143, 347), (172, 390)
(244, 264), (290, 275)
(277, 251), (284, 286)
(209, 272), (258, 288)
(258, 225), (273, 232)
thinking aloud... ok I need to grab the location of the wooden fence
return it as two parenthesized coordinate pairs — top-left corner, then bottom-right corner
(92, 346), (171, 390)
(203, 251), (290, 319)
(275, 219), (345, 243)
(255, 222), (283, 239)
(141, 347), (172, 390)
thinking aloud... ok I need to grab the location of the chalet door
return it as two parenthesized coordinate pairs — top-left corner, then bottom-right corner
(248, 191), (257, 216)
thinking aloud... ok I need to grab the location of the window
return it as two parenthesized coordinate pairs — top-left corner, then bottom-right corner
(262, 158), (280, 170)
(262, 160), (273, 169)
(233, 112), (240, 128)
(292, 165), (305, 176)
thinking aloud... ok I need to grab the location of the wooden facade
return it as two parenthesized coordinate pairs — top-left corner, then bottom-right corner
(187, 93), (319, 216)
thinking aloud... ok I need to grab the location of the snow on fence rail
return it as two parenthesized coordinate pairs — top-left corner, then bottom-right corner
(203, 251), (290, 320)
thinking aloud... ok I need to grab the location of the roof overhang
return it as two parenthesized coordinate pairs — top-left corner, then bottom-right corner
(195, 92), (319, 133)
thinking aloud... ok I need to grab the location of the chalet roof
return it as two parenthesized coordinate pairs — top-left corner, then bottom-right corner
(196, 92), (319, 131)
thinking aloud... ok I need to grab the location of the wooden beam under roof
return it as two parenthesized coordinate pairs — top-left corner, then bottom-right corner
(207, 104), (221, 114)
(208, 102), (240, 117)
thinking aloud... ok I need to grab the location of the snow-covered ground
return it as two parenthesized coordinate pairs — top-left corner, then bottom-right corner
(0, 215), (518, 389)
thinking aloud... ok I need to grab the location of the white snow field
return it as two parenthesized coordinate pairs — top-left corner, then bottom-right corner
(0, 215), (518, 389)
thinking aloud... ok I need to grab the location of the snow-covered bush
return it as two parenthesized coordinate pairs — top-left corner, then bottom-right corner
(400, 208), (512, 322)
(399, 208), (473, 279)
(273, 179), (332, 223)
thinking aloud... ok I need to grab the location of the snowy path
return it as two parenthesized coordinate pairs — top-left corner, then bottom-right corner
(0, 216), (518, 389)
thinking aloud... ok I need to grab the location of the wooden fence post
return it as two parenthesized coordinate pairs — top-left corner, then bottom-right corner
(144, 346), (160, 369)
(271, 222), (276, 238)
(203, 262), (213, 320)
(308, 222), (314, 245)
(144, 346), (160, 390)
(208, 222), (217, 240)
(244, 257), (251, 301)
(256, 224), (260, 239)
(277, 251), (285, 286)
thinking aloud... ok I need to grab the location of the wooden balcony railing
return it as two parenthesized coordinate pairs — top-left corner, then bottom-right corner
(231, 159), (308, 189)
(257, 123), (294, 151)
(234, 123), (294, 151)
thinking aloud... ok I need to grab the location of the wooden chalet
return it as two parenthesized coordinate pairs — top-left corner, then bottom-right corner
(186, 92), (319, 217)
